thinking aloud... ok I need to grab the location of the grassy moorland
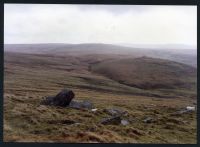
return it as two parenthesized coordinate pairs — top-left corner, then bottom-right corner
(3, 44), (197, 143)
(91, 56), (197, 96)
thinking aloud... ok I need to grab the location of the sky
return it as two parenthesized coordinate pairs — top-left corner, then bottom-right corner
(4, 4), (197, 48)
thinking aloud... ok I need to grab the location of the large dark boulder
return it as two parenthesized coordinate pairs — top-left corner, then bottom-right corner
(41, 89), (75, 107)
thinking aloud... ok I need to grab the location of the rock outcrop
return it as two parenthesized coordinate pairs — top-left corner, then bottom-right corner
(41, 89), (75, 107)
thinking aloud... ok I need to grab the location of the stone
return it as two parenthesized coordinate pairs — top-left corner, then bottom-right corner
(103, 108), (127, 116)
(171, 107), (195, 116)
(101, 116), (121, 125)
(41, 89), (75, 107)
(186, 106), (195, 111)
(179, 110), (188, 115)
(81, 100), (94, 109)
(47, 119), (76, 125)
(40, 96), (55, 105)
(69, 100), (94, 110)
(121, 119), (129, 126)
(143, 117), (154, 123)
(177, 110), (192, 114)
(91, 108), (98, 112)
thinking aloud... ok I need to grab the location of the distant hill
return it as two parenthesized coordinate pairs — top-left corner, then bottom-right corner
(118, 43), (196, 50)
(4, 43), (197, 67)
(91, 57), (197, 90)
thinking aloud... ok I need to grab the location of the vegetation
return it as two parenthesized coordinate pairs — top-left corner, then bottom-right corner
(4, 45), (197, 143)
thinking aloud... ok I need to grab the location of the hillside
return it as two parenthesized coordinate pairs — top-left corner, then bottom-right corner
(91, 57), (197, 91)
(4, 43), (197, 67)
(4, 51), (197, 143)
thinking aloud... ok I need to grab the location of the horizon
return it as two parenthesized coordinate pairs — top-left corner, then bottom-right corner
(4, 42), (197, 50)
(4, 42), (197, 51)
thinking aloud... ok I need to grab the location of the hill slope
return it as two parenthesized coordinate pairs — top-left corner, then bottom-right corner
(4, 43), (197, 67)
(91, 57), (197, 90)
(4, 52), (197, 143)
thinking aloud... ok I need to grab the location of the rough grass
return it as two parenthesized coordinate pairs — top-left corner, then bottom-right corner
(91, 57), (196, 92)
(3, 52), (197, 143)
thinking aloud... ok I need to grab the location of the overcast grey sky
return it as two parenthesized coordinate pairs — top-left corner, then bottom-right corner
(4, 4), (197, 48)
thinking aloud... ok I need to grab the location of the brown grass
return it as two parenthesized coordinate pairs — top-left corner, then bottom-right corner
(3, 52), (197, 143)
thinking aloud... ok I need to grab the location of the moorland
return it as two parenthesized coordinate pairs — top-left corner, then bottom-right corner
(4, 43), (197, 143)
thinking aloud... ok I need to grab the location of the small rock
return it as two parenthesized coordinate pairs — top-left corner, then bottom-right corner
(172, 107), (195, 116)
(150, 104), (156, 106)
(182, 120), (189, 124)
(72, 123), (82, 126)
(186, 106), (195, 111)
(91, 108), (98, 112)
(48, 119), (76, 125)
(143, 117), (154, 123)
(68, 100), (82, 109)
(69, 100), (94, 110)
(103, 108), (127, 116)
(121, 119), (129, 126)
(82, 100), (94, 109)
(101, 116), (121, 125)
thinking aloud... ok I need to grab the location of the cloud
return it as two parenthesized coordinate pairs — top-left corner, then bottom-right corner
(4, 4), (197, 48)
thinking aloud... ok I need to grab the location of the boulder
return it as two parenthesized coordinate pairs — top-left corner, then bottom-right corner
(69, 100), (94, 110)
(41, 89), (75, 107)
